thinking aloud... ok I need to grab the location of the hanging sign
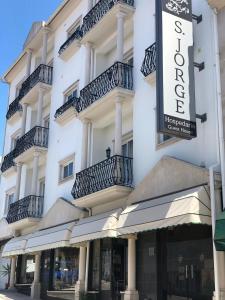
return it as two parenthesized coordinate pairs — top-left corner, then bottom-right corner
(156, 0), (197, 139)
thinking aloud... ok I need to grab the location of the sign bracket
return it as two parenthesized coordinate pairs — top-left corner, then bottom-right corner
(196, 113), (207, 123)
(194, 62), (205, 72)
(192, 14), (202, 24)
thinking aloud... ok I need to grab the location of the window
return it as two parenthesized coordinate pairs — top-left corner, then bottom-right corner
(67, 18), (81, 38)
(5, 189), (15, 215)
(39, 178), (45, 197)
(122, 140), (133, 158)
(11, 130), (21, 151)
(17, 255), (35, 284)
(15, 79), (24, 97)
(44, 115), (50, 128)
(63, 82), (79, 104)
(59, 154), (75, 183)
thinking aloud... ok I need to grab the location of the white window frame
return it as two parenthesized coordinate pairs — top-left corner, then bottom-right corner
(63, 81), (79, 104)
(4, 187), (15, 216)
(58, 154), (75, 184)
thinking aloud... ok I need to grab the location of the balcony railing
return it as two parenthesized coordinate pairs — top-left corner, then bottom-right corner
(6, 95), (23, 120)
(82, 0), (134, 37)
(1, 150), (15, 173)
(76, 62), (133, 113)
(19, 64), (53, 99)
(59, 27), (83, 55)
(54, 97), (79, 119)
(141, 42), (156, 77)
(14, 126), (49, 159)
(71, 155), (133, 199)
(6, 195), (44, 224)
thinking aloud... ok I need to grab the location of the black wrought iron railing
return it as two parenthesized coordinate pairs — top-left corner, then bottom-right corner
(76, 62), (133, 113)
(71, 155), (133, 199)
(54, 97), (79, 119)
(6, 95), (23, 120)
(1, 150), (15, 173)
(13, 126), (49, 159)
(6, 195), (44, 224)
(141, 42), (156, 77)
(82, 0), (134, 37)
(59, 27), (83, 55)
(19, 64), (53, 99)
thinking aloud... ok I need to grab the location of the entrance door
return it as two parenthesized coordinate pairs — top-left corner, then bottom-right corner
(167, 239), (214, 300)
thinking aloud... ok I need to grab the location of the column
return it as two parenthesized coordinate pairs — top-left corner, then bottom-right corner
(37, 87), (45, 126)
(84, 42), (92, 86)
(115, 97), (123, 155)
(124, 236), (139, 300)
(31, 152), (40, 195)
(81, 119), (89, 170)
(41, 28), (49, 65)
(116, 12), (125, 62)
(15, 163), (22, 202)
(75, 246), (87, 299)
(31, 252), (41, 299)
(9, 256), (16, 290)
(25, 49), (32, 78)
(21, 103), (28, 136)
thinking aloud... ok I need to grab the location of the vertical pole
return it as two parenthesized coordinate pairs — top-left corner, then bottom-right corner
(9, 256), (16, 289)
(31, 252), (41, 299)
(84, 43), (92, 86)
(81, 119), (89, 170)
(116, 12), (125, 62)
(31, 152), (40, 195)
(25, 49), (32, 78)
(37, 87), (45, 127)
(79, 246), (86, 283)
(41, 28), (49, 65)
(115, 97), (123, 155)
(15, 163), (22, 202)
(21, 103), (28, 136)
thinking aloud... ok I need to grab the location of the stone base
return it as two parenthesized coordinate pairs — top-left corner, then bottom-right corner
(75, 280), (85, 300)
(31, 282), (41, 299)
(213, 290), (225, 300)
(124, 290), (139, 300)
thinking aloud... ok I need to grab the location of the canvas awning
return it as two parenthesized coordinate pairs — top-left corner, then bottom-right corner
(25, 221), (75, 253)
(70, 209), (122, 245)
(214, 211), (225, 251)
(117, 186), (211, 236)
(2, 234), (30, 257)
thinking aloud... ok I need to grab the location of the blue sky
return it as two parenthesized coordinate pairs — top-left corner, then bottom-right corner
(0, 0), (62, 153)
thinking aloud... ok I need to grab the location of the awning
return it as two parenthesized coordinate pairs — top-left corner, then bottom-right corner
(2, 234), (30, 257)
(70, 209), (122, 245)
(214, 211), (225, 251)
(25, 221), (75, 253)
(117, 186), (211, 236)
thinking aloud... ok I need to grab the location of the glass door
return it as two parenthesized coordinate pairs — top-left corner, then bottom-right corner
(167, 239), (214, 300)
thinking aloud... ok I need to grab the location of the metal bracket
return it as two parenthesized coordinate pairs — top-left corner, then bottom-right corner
(194, 62), (205, 72)
(196, 113), (207, 123)
(192, 14), (203, 24)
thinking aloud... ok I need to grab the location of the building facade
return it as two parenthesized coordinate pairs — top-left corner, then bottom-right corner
(0, 0), (225, 299)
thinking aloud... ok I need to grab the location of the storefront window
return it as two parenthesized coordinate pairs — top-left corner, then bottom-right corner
(53, 248), (79, 290)
(17, 255), (35, 284)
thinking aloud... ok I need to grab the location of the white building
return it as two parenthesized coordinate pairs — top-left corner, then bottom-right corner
(0, 0), (225, 299)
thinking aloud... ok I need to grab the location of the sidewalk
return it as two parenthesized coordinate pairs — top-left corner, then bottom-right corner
(0, 291), (30, 300)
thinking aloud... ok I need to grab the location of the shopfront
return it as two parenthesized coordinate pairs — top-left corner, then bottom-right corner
(137, 225), (214, 300)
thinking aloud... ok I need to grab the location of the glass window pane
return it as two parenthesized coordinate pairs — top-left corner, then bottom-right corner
(68, 162), (73, 176)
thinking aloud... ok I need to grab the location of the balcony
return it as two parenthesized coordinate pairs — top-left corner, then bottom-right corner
(6, 195), (43, 230)
(141, 42), (156, 84)
(58, 27), (82, 61)
(71, 155), (133, 208)
(1, 150), (16, 176)
(81, 0), (135, 44)
(14, 126), (49, 163)
(6, 95), (23, 123)
(19, 64), (53, 105)
(76, 62), (134, 126)
(54, 97), (78, 125)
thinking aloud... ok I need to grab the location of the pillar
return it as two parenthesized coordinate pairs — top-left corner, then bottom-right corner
(9, 256), (16, 290)
(15, 163), (22, 202)
(75, 246), (87, 300)
(84, 42), (92, 86)
(81, 119), (89, 170)
(31, 252), (41, 299)
(116, 12), (125, 62)
(21, 103), (28, 136)
(25, 49), (32, 78)
(115, 97), (123, 155)
(41, 28), (49, 65)
(124, 236), (139, 300)
(37, 87), (45, 126)
(31, 152), (40, 195)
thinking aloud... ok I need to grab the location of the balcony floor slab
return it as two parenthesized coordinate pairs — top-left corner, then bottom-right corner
(73, 185), (133, 208)
(20, 82), (52, 106)
(8, 217), (41, 232)
(55, 106), (77, 125)
(7, 110), (22, 125)
(14, 146), (47, 164)
(1, 166), (16, 177)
